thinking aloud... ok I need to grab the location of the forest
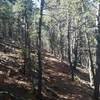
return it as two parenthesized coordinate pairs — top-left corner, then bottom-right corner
(0, 0), (100, 100)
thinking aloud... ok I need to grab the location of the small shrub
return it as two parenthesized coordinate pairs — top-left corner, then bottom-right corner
(20, 48), (27, 58)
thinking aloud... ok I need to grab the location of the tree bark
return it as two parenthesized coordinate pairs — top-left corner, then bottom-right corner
(67, 17), (74, 81)
(94, 2), (100, 100)
(86, 32), (95, 86)
(37, 0), (44, 99)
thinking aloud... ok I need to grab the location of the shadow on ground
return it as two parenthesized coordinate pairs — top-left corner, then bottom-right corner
(43, 52), (93, 100)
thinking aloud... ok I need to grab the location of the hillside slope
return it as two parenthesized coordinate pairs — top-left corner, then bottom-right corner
(0, 41), (93, 100)
(43, 52), (93, 100)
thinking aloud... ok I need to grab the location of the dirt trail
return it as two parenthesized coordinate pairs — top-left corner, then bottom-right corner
(43, 52), (93, 100)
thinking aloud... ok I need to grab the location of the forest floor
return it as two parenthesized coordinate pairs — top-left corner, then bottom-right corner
(43, 52), (93, 100)
(0, 40), (94, 100)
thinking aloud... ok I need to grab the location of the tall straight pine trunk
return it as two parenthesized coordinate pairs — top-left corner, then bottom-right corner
(94, 2), (100, 100)
(37, 0), (44, 99)
(67, 17), (74, 81)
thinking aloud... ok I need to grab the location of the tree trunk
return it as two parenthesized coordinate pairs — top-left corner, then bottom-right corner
(94, 2), (100, 99)
(37, 0), (44, 99)
(73, 32), (78, 70)
(86, 32), (95, 86)
(67, 18), (74, 81)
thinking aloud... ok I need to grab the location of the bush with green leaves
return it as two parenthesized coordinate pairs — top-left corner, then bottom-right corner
(20, 48), (27, 58)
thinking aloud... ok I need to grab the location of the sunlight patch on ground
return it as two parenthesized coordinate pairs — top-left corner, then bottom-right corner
(75, 76), (90, 86)
(0, 51), (21, 58)
(0, 71), (5, 74)
(45, 56), (60, 62)
(44, 68), (66, 77)
(5, 78), (32, 89)
(58, 94), (69, 99)
(77, 67), (88, 74)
